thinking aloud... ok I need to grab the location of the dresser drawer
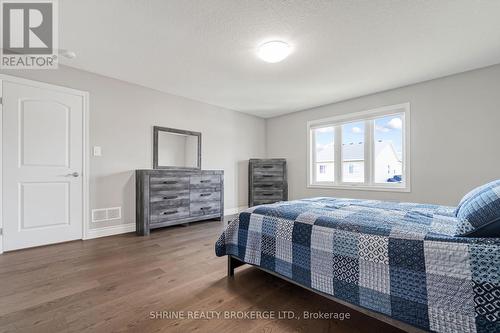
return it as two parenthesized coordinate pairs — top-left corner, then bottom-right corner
(190, 189), (221, 202)
(253, 190), (283, 201)
(150, 176), (189, 190)
(253, 171), (284, 182)
(190, 201), (221, 217)
(253, 163), (284, 173)
(253, 199), (278, 206)
(253, 182), (284, 191)
(190, 175), (221, 189)
(150, 189), (189, 204)
(151, 206), (189, 224)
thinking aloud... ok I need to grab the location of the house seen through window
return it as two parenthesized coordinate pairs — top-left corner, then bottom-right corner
(308, 103), (409, 191)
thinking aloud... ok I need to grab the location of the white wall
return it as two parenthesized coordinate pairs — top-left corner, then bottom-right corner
(1, 66), (266, 229)
(266, 64), (500, 206)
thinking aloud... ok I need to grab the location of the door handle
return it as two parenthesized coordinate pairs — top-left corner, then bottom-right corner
(66, 172), (80, 177)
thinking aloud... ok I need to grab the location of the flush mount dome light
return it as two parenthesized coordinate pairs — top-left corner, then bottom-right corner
(257, 41), (291, 63)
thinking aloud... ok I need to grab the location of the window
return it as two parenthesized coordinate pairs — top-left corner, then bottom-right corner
(308, 103), (409, 191)
(374, 115), (403, 184)
(342, 121), (364, 183)
(311, 126), (335, 183)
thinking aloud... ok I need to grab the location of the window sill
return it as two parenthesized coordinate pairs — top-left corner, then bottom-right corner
(307, 183), (410, 193)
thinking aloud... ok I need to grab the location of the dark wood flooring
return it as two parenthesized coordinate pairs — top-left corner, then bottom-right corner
(0, 217), (404, 333)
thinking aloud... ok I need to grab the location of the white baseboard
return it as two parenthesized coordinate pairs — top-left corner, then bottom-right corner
(85, 223), (136, 240)
(84, 207), (246, 240)
(224, 206), (248, 216)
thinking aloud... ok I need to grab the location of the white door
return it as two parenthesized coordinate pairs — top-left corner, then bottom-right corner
(2, 80), (85, 251)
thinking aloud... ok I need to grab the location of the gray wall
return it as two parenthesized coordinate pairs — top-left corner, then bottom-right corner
(3, 63), (499, 231)
(266, 64), (500, 206)
(1, 66), (266, 228)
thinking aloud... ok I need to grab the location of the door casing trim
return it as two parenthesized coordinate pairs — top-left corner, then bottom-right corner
(0, 74), (90, 253)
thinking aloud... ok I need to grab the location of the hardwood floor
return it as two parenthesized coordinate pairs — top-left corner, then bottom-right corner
(0, 218), (404, 333)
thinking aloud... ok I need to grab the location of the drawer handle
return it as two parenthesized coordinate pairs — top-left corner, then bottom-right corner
(163, 195), (178, 200)
(260, 184), (273, 187)
(163, 181), (178, 185)
(200, 206), (211, 210)
(200, 193), (211, 197)
(262, 175), (274, 178)
(162, 210), (178, 215)
(262, 193), (274, 196)
(262, 165), (273, 168)
(200, 180), (211, 183)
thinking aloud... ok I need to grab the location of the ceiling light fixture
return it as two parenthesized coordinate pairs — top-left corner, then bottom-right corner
(257, 41), (291, 63)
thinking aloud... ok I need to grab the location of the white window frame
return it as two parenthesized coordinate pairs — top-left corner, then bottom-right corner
(307, 103), (410, 192)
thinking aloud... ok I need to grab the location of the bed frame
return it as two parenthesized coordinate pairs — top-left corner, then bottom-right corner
(228, 255), (425, 333)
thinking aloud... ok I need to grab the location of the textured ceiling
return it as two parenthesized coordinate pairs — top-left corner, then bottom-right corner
(59, 0), (500, 118)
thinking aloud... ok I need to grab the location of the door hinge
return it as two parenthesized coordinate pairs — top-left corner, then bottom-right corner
(0, 97), (3, 105)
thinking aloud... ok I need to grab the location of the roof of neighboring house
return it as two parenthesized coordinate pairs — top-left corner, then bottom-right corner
(316, 141), (401, 162)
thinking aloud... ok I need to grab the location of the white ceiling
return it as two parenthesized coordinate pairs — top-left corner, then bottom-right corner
(59, 0), (500, 118)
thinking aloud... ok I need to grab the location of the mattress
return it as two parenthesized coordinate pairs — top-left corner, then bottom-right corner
(215, 197), (500, 333)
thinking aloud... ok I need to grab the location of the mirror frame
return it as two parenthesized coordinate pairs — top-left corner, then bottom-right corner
(153, 126), (202, 170)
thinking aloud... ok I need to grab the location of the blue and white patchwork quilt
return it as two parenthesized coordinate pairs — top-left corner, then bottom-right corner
(215, 198), (500, 333)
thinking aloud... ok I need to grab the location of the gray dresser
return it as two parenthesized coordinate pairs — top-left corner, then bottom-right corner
(248, 159), (288, 207)
(136, 169), (224, 235)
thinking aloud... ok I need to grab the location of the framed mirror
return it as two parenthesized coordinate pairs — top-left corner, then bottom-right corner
(153, 126), (201, 169)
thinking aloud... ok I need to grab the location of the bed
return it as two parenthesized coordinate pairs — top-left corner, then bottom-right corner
(215, 197), (500, 333)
